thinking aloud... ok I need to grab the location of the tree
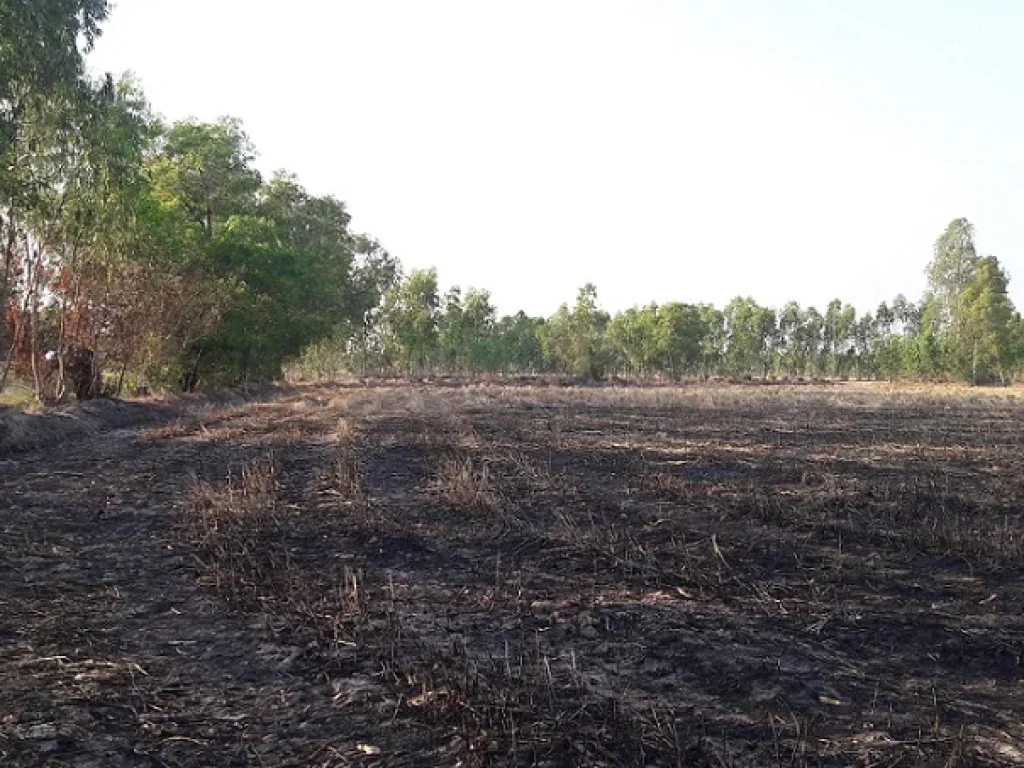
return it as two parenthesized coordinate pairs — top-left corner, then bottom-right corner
(568, 284), (610, 379)
(541, 284), (610, 379)
(723, 297), (776, 378)
(802, 306), (825, 376)
(0, 0), (111, 204)
(926, 218), (980, 331)
(698, 305), (724, 377)
(382, 269), (440, 373)
(657, 302), (707, 379)
(149, 118), (261, 241)
(952, 256), (1014, 383)
(492, 312), (545, 374)
(1, 0), (114, 393)
(607, 304), (660, 377)
(823, 299), (856, 377)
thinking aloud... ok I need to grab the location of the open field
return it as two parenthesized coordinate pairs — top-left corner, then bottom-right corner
(1, 382), (1022, 766)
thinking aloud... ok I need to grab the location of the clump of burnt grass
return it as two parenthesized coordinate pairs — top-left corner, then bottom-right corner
(632, 468), (695, 503)
(901, 503), (1024, 564)
(137, 417), (200, 442)
(784, 483), (1024, 566)
(329, 446), (366, 503)
(429, 454), (500, 512)
(182, 452), (375, 650)
(334, 416), (356, 442)
(380, 633), (703, 767)
(181, 454), (288, 602)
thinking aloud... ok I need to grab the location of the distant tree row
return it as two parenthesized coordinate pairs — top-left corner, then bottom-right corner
(297, 218), (1022, 385)
(2, 5), (1020, 401)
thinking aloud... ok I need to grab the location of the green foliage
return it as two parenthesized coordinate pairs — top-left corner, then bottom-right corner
(4, 0), (1022, 393)
(0, 0), (111, 203)
(607, 304), (660, 375)
(149, 118), (261, 240)
(439, 287), (497, 373)
(952, 256), (1013, 383)
(491, 312), (545, 373)
(723, 297), (776, 378)
(540, 284), (610, 379)
(928, 218), (980, 330)
(382, 269), (441, 373)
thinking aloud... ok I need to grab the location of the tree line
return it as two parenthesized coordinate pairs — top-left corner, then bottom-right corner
(300, 219), (1021, 386)
(2, 3), (1020, 403)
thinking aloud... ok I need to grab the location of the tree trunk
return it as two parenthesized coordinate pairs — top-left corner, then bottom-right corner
(116, 358), (130, 396)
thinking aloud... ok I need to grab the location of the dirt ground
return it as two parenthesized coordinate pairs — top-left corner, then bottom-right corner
(1, 382), (1022, 766)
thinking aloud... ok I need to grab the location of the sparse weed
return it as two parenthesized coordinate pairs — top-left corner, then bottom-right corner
(330, 447), (366, 503)
(431, 455), (499, 512)
(182, 454), (282, 600)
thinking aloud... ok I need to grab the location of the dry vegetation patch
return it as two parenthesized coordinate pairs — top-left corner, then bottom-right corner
(3, 381), (1024, 766)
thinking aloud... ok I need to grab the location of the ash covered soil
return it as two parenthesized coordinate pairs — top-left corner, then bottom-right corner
(1, 383), (1022, 766)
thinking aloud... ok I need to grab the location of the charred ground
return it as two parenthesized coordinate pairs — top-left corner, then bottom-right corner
(1, 383), (1022, 766)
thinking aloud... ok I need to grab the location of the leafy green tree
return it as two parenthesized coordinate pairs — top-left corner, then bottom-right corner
(199, 215), (324, 382)
(723, 297), (776, 378)
(492, 312), (545, 373)
(802, 307), (825, 376)
(340, 236), (401, 374)
(461, 288), (498, 372)
(541, 284), (609, 379)
(0, 0), (111, 204)
(952, 256), (1014, 383)
(927, 218), (980, 330)
(1, 0), (116, 391)
(777, 302), (803, 376)
(438, 286), (497, 373)
(1007, 312), (1024, 378)
(852, 311), (875, 378)
(149, 118), (261, 241)
(382, 268), (440, 373)
(698, 305), (724, 376)
(607, 304), (661, 376)
(823, 299), (856, 377)
(569, 284), (610, 379)
(657, 302), (707, 379)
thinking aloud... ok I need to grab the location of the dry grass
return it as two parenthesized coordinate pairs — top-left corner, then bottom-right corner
(8, 379), (1024, 765)
(161, 383), (1024, 764)
(182, 455), (283, 600)
(329, 447), (366, 503)
(429, 455), (500, 512)
(334, 416), (356, 442)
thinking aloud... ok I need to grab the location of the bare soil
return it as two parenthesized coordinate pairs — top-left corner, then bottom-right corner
(1, 382), (1022, 766)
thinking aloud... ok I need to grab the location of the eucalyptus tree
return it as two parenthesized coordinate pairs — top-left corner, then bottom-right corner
(952, 256), (1014, 383)
(149, 118), (261, 241)
(606, 304), (660, 377)
(382, 269), (441, 373)
(493, 312), (545, 374)
(342, 237), (401, 374)
(823, 299), (857, 377)
(723, 297), (776, 378)
(657, 302), (707, 379)
(698, 304), (725, 377)
(927, 218), (980, 331)
(1, 0), (113, 391)
(777, 301), (804, 376)
(0, 0), (111, 203)
(541, 284), (609, 379)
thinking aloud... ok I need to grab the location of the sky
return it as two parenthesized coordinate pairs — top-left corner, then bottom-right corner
(88, 0), (1024, 317)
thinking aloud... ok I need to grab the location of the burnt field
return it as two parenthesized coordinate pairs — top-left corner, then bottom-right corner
(1, 383), (1022, 766)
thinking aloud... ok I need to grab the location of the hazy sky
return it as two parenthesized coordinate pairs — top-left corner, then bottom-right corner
(88, 0), (1024, 317)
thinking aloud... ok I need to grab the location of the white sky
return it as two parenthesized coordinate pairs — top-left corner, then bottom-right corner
(88, 0), (1024, 317)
